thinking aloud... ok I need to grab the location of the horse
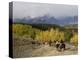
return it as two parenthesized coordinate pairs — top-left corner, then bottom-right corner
(55, 40), (66, 51)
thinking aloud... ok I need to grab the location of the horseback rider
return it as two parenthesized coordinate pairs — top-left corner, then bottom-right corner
(59, 40), (66, 51)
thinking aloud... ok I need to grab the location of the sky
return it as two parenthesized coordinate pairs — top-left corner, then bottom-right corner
(12, 1), (78, 19)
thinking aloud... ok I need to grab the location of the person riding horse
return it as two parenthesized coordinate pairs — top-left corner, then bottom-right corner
(59, 40), (66, 51)
(55, 40), (66, 51)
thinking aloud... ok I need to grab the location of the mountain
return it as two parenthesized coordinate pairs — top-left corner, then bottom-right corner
(13, 15), (78, 26)
(31, 15), (59, 24)
(57, 16), (78, 25)
(14, 15), (59, 24)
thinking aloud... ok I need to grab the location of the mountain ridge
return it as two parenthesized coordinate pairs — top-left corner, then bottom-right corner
(13, 15), (78, 26)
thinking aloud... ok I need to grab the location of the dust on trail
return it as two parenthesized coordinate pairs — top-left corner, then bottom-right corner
(13, 37), (78, 58)
(13, 43), (77, 58)
(31, 44), (77, 57)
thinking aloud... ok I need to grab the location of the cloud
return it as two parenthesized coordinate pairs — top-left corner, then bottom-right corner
(13, 2), (78, 18)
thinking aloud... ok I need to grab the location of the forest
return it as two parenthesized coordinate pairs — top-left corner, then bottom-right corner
(13, 23), (78, 45)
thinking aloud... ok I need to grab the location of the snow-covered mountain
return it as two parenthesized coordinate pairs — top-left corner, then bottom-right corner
(13, 15), (78, 26)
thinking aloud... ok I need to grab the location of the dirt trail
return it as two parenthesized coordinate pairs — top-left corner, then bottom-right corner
(13, 43), (78, 58)
(31, 44), (77, 57)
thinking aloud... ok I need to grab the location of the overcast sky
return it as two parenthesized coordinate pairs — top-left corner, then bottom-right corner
(13, 2), (78, 19)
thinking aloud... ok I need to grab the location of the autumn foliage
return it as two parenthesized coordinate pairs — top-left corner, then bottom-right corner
(13, 24), (78, 45)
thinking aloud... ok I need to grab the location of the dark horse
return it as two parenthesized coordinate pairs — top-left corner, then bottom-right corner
(60, 40), (66, 51)
(55, 40), (66, 51)
(55, 41), (60, 50)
